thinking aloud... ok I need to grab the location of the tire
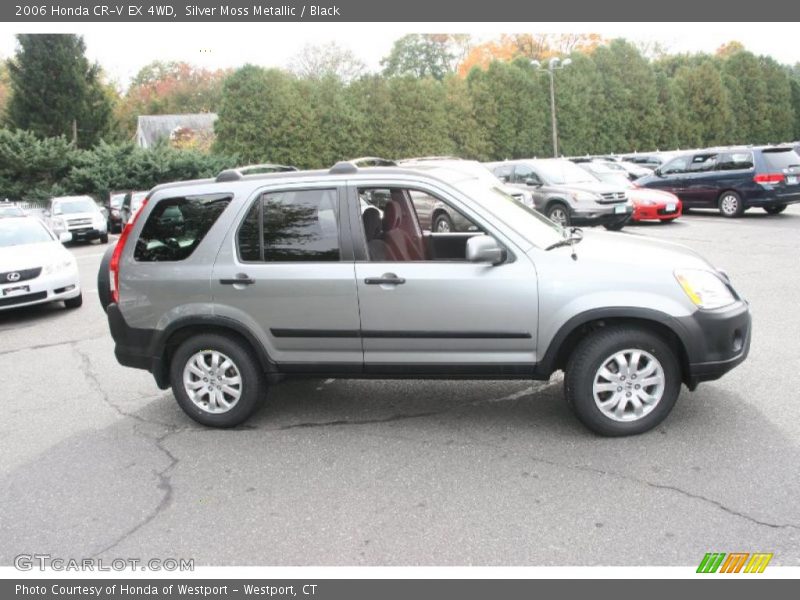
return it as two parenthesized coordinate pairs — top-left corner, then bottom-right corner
(64, 293), (83, 309)
(100, 234), (109, 244)
(564, 326), (681, 436)
(603, 219), (626, 231)
(546, 203), (570, 227)
(764, 204), (787, 215)
(170, 333), (265, 427)
(433, 213), (454, 233)
(718, 191), (745, 218)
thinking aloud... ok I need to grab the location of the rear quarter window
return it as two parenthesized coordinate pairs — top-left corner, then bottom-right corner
(134, 193), (232, 262)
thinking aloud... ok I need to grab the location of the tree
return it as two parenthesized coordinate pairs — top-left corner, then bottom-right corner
(289, 42), (365, 82)
(115, 61), (228, 138)
(5, 34), (112, 148)
(0, 61), (9, 119)
(672, 59), (735, 147)
(381, 34), (460, 80)
(213, 66), (314, 167)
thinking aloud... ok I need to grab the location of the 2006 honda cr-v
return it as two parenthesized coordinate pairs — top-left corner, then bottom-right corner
(98, 162), (751, 436)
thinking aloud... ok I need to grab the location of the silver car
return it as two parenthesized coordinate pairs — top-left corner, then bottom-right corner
(99, 162), (751, 436)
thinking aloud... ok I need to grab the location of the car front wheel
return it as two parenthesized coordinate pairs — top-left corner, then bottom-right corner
(546, 203), (570, 227)
(170, 333), (266, 427)
(564, 326), (681, 436)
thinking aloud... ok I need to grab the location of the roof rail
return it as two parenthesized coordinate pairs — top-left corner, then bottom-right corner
(215, 163), (298, 182)
(328, 156), (397, 175)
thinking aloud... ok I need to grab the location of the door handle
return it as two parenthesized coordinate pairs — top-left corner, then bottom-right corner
(220, 273), (255, 285)
(365, 273), (406, 285)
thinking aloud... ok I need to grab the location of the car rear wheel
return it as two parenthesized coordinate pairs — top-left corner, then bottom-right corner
(564, 326), (681, 436)
(100, 234), (109, 244)
(170, 333), (265, 427)
(546, 203), (570, 227)
(433, 213), (454, 233)
(764, 204), (787, 215)
(719, 191), (745, 218)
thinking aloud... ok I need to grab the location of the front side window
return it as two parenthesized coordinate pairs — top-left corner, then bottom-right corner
(237, 188), (340, 262)
(134, 193), (231, 262)
(512, 164), (537, 184)
(661, 156), (690, 175)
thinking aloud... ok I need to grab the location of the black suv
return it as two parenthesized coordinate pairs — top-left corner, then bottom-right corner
(635, 145), (800, 217)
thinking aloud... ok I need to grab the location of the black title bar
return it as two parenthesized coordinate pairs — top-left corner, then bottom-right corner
(4, 0), (800, 21)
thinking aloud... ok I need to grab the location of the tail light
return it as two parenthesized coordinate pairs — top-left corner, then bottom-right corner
(754, 173), (785, 184)
(110, 198), (148, 304)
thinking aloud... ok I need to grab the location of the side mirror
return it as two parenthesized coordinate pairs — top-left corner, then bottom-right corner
(654, 167), (663, 177)
(466, 236), (507, 266)
(525, 178), (542, 187)
(59, 232), (72, 244)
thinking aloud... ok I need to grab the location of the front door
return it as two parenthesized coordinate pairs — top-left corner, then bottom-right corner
(350, 182), (539, 375)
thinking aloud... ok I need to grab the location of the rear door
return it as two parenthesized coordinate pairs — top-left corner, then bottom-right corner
(211, 183), (363, 370)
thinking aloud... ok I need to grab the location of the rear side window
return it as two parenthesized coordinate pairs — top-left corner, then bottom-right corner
(134, 193), (232, 262)
(761, 149), (800, 171)
(717, 152), (754, 171)
(237, 188), (340, 262)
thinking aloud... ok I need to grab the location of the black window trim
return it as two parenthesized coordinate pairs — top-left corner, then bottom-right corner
(234, 184), (348, 265)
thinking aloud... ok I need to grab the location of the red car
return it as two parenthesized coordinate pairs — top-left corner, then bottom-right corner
(628, 186), (682, 222)
(575, 160), (682, 222)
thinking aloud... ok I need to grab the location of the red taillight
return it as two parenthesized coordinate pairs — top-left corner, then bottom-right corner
(754, 173), (785, 184)
(110, 198), (148, 303)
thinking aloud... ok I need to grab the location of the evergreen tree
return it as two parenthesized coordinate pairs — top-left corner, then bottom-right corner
(5, 34), (112, 148)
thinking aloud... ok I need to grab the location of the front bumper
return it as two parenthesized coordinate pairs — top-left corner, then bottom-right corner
(571, 204), (633, 226)
(67, 227), (106, 242)
(674, 301), (752, 388)
(633, 203), (682, 221)
(0, 269), (81, 311)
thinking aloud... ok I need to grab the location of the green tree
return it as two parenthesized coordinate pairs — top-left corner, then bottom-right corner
(720, 50), (769, 143)
(672, 58), (735, 147)
(381, 34), (458, 80)
(789, 65), (800, 140)
(757, 57), (794, 143)
(213, 65), (314, 167)
(0, 128), (76, 201)
(0, 61), (9, 119)
(5, 34), (112, 148)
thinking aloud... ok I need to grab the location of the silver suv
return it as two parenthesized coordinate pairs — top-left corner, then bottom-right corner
(99, 162), (751, 436)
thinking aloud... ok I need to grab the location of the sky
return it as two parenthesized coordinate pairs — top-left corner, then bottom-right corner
(1, 22), (799, 89)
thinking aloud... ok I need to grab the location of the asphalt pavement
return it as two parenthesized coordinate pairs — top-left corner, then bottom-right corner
(1, 207), (799, 566)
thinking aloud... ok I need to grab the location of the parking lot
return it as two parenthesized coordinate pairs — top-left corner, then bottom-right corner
(1, 207), (799, 567)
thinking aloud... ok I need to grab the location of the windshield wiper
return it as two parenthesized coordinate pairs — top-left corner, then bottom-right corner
(546, 227), (583, 260)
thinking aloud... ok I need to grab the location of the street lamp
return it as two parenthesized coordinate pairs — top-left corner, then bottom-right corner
(531, 57), (572, 158)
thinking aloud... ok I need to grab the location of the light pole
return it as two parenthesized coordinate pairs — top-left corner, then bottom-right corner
(531, 57), (572, 158)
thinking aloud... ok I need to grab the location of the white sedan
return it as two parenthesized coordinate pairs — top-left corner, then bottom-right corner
(0, 216), (82, 311)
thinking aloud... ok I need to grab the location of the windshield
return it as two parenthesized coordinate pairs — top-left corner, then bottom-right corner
(537, 160), (599, 185)
(53, 198), (97, 215)
(0, 218), (53, 248)
(110, 194), (125, 208)
(454, 179), (563, 248)
(583, 165), (633, 188)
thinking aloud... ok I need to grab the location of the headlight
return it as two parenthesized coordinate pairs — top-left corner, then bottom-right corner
(573, 191), (599, 202)
(675, 269), (736, 310)
(638, 198), (656, 206)
(44, 258), (75, 275)
(51, 217), (66, 231)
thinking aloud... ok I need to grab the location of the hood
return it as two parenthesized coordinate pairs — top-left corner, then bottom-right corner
(58, 211), (101, 220)
(548, 181), (628, 195)
(0, 241), (69, 271)
(551, 229), (712, 271)
(628, 187), (679, 204)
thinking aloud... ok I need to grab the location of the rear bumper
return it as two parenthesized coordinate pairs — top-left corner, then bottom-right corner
(676, 301), (752, 388)
(107, 303), (169, 388)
